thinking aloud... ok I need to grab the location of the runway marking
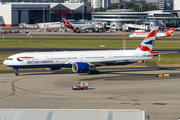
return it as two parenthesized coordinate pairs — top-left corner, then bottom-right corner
(0, 77), (28, 99)
(12, 77), (67, 97)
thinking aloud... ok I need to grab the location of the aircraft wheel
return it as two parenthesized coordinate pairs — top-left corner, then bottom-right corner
(15, 73), (19, 76)
(96, 70), (100, 74)
(89, 70), (92, 74)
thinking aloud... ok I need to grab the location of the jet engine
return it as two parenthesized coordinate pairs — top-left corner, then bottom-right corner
(72, 62), (89, 73)
(92, 28), (99, 32)
(46, 67), (61, 70)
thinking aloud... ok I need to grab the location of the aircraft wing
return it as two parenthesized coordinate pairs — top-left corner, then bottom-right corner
(88, 58), (145, 63)
(65, 58), (144, 65)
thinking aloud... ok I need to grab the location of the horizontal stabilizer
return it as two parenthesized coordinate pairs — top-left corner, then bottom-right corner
(145, 51), (179, 57)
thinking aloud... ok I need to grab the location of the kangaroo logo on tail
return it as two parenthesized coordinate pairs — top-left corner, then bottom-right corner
(136, 26), (159, 52)
(165, 28), (176, 36)
(29, 12), (38, 23)
(62, 14), (69, 25)
(62, 14), (74, 30)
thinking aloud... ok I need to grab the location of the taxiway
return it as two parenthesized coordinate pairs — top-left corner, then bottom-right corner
(0, 67), (180, 120)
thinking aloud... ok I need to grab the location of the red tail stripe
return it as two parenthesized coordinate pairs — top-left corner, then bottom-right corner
(139, 45), (151, 52)
(144, 30), (158, 40)
(150, 51), (159, 57)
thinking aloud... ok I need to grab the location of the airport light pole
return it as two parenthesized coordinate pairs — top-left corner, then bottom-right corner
(59, 4), (61, 22)
(117, 5), (121, 31)
(82, 2), (84, 20)
(43, 1), (44, 23)
(98, 0), (99, 12)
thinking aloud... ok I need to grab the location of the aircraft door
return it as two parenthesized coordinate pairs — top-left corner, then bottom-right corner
(108, 54), (112, 59)
(80, 55), (83, 61)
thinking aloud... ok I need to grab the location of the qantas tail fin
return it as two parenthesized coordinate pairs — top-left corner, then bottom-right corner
(165, 28), (176, 36)
(62, 14), (74, 29)
(29, 12), (38, 23)
(62, 14), (70, 25)
(136, 26), (159, 52)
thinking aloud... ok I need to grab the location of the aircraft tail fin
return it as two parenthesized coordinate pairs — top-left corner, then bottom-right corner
(136, 26), (159, 52)
(165, 28), (176, 36)
(62, 14), (70, 25)
(62, 14), (74, 30)
(29, 12), (38, 23)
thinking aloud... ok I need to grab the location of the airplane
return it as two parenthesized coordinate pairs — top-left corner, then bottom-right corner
(37, 22), (64, 32)
(62, 14), (101, 32)
(129, 28), (176, 38)
(29, 12), (38, 23)
(4, 26), (166, 76)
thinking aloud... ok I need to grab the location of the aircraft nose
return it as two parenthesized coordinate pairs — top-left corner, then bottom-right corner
(3, 60), (7, 65)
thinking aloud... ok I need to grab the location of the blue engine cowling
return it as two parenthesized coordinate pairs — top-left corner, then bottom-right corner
(72, 62), (89, 73)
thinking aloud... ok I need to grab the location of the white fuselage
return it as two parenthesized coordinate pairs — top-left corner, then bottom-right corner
(129, 33), (170, 38)
(71, 23), (94, 30)
(3, 50), (152, 69)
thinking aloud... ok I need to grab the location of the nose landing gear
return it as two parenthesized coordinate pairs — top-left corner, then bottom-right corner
(14, 68), (19, 76)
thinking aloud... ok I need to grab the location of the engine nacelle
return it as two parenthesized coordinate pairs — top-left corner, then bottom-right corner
(72, 62), (89, 73)
(92, 28), (99, 32)
(46, 67), (61, 70)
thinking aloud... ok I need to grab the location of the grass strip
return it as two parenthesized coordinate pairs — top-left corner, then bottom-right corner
(2, 36), (180, 39)
(0, 40), (180, 49)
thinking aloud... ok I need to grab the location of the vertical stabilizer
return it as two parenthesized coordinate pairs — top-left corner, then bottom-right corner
(62, 14), (74, 30)
(29, 12), (38, 23)
(165, 28), (176, 36)
(62, 14), (69, 25)
(136, 26), (159, 52)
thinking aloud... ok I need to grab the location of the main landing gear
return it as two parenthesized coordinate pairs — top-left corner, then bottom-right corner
(14, 68), (19, 76)
(89, 66), (100, 74)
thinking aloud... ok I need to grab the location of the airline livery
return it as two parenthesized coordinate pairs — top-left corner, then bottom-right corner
(4, 26), (162, 76)
(62, 14), (95, 31)
(129, 28), (176, 38)
(29, 12), (38, 23)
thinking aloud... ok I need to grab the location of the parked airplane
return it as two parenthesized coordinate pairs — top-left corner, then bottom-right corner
(4, 26), (164, 76)
(129, 28), (176, 38)
(29, 12), (38, 23)
(62, 14), (101, 32)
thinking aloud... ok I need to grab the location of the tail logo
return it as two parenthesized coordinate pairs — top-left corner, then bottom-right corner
(144, 40), (155, 46)
(136, 26), (159, 52)
(166, 30), (174, 36)
(62, 14), (74, 30)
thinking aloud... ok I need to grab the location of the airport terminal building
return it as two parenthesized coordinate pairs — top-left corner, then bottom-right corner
(92, 9), (180, 29)
(1, 2), (180, 29)
(92, 9), (148, 29)
(0, 2), (93, 26)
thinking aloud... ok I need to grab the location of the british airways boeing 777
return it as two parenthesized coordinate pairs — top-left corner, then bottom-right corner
(4, 26), (161, 76)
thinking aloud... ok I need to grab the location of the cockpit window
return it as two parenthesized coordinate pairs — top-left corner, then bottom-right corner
(6, 58), (13, 60)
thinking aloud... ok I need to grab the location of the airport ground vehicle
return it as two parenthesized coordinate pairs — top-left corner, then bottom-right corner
(72, 82), (88, 90)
